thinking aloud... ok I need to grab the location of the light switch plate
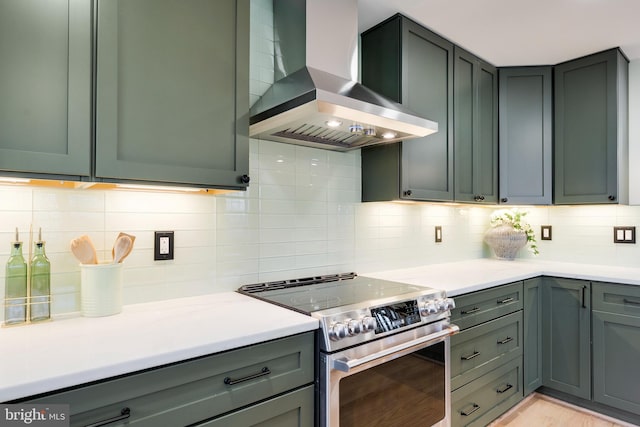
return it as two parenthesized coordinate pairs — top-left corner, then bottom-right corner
(613, 226), (636, 244)
(541, 225), (552, 241)
(154, 231), (174, 260)
(435, 226), (442, 243)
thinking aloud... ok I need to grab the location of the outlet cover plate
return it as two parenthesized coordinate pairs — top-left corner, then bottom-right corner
(154, 231), (174, 260)
(435, 226), (442, 243)
(613, 226), (636, 244)
(541, 225), (552, 241)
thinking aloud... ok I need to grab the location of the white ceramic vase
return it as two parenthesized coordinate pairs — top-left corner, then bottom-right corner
(484, 224), (527, 260)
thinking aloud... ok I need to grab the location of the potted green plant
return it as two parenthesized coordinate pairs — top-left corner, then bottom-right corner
(485, 208), (538, 259)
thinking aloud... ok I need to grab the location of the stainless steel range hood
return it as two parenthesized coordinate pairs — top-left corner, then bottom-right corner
(249, 0), (438, 151)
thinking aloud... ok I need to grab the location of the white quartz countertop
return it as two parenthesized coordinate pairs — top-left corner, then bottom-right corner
(4, 258), (640, 403)
(362, 259), (640, 297)
(0, 292), (318, 402)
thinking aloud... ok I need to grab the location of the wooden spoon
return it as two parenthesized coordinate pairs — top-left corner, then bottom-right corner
(70, 235), (98, 264)
(112, 232), (136, 260)
(113, 235), (133, 264)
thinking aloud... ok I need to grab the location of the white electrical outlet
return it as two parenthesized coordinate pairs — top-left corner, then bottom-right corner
(159, 237), (170, 255)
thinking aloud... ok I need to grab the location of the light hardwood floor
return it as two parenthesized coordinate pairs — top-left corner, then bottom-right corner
(488, 393), (639, 427)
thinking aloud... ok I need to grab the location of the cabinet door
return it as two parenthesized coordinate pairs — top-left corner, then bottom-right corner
(499, 67), (552, 205)
(361, 15), (453, 202)
(95, 0), (249, 189)
(542, 277), (591, 400)
(593, 310), (640, 415)
(0, 0), (91, 178)
(523, 278), (543, 395)
(400, 19), (454, 201)
(554, 48), (627, 204)
(454, 47), (498, 204)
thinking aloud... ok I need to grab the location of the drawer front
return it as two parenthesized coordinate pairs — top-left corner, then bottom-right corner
(28, 332), (314, 427)
(592, 282), (640, 317)
(452, 357), (523, 427)
(197, 385), (314, 427)
(451, 282), (523, 330)
(451, 311), (523, 390)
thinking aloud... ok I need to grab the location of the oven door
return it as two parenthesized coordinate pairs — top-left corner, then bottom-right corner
(320, 322), (459, 427)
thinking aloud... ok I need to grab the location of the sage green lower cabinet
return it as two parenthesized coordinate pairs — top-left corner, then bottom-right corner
(541, 277), (591, 400)
(451, 357), (523, 427)
(451, 311), (523, 390)
(592, 282), (640, 416)
(25, 332), (314, 426)
(195, 386), (314, 427)
(95, 0), (250, 189)
(523, 278), (542, 395)
(450, 281), (524, 427)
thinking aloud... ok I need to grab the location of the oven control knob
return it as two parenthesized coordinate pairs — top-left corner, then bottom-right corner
(361, 316), (377, 332)
(422, 301), (438, 315)
(436, 298), (455, 312)
(347, 319), (362, 336)
(444, 298), (456, 310)
(329, 322), (348, 341)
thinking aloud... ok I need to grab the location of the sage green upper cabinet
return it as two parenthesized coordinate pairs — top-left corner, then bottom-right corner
(542, 277), (591, 400)
(95, 0), (250, 189)
(498, 67), (553, 205)
(361, 15), (454, 202)
(454, 47), (498, 204)
(554, 48), (628, 204)
(0, 0), (91, 179)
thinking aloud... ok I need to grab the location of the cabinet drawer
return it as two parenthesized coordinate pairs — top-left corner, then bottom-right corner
(197, 385), (314, 427)
(451, 282), (523, 330)
(452, 357), (523, 427)
(592, 282), (640, 317)
(451, 311), (523, 390)
(27, 332), (314, 427)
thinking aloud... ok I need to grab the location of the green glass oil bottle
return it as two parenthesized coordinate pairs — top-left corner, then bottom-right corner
(4, 228), (27, 325)
(30, 228), (51, 322)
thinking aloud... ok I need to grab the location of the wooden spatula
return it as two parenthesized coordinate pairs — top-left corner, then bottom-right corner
(70, 235), (98, 264)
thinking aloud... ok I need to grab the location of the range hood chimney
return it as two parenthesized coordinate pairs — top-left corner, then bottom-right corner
(249, 0), (438, 151)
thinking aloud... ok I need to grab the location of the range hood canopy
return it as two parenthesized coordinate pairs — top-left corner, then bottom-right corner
(249, 0), (438, 151)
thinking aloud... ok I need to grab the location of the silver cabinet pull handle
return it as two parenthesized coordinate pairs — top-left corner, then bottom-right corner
(461, 307), (480, 315)
(497, 297), (514, 304)
(85, 407), (131, 427)
(460, 403), (480, 416)
(497, 336), (513, 345)
(497, 383), (513, 394)
(224, 367), (271, 385)
(461, 351), (481, 361)
(624, 298), (640, 306)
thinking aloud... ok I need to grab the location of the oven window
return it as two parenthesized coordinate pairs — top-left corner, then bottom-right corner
(339, 341), (445, 427)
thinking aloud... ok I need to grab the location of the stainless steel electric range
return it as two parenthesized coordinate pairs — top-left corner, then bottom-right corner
(239, 273), (459, 427)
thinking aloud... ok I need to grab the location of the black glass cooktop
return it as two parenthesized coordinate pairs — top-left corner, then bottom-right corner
(238, 273), (429, 314)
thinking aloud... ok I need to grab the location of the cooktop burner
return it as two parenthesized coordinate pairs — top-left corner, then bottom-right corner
(239, 273), (427, 314)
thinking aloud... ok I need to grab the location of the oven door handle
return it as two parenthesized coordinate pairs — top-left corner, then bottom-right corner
(333, 325), (459, 373)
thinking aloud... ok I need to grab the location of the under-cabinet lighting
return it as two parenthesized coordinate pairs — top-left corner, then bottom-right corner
(116, 184), (201, 193)
(0, 177), (31, 184)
